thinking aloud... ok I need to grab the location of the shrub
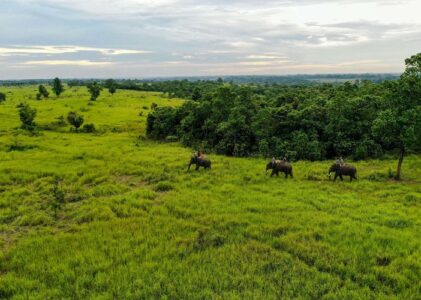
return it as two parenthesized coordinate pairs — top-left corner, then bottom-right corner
(0, 92), (6, 103)
(82, 123), (96, 133)
(38, 85), (49, 98)
(17, 103), (37, 131)
(67, 111), (84, 131)
(87, 81), (102, 101)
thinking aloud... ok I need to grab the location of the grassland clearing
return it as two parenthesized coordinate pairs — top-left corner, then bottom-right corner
(0, 86), (420, 299)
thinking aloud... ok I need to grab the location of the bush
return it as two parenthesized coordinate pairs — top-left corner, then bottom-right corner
(67, 111), (84, 131)
(0, 92), (6, 103)
(17, 103), (37, 131)
(82, 123), (96, 133)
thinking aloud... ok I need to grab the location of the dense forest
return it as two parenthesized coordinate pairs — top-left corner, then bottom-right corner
(145, 54), (421, 179)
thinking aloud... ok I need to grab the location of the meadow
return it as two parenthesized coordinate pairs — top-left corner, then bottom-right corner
(0, 86), (420, 299)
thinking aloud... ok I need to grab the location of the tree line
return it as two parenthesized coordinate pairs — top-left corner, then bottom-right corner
(146, 54), (421, 180)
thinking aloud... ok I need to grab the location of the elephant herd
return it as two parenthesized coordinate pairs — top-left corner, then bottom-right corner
(188, 153), (358, 182)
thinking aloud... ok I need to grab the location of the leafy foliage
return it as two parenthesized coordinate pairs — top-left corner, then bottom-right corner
(52, 77), (64, 97)
(0, 92), (6, 103)
(38, 84), (49, 99)
(67, 111), (84, 131)
(17, 102), (37, 131)
(87, 81), (102, 101)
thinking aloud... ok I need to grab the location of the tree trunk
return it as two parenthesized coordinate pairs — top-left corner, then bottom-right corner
(395, 147), (405, 180)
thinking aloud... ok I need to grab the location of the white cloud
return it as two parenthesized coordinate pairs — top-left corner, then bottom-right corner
(22, 60), (113, 66)
(0, 46), (151, 56)
(1, 0), (420, 77)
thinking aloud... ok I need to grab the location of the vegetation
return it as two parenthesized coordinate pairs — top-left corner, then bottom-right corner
(37, 84), (49, 99)
(17, 102), (37, 131)
(0, 92), (6, 103)
(87, 81), (103, 101)
(67, 111), (84, 132)
(52, 77), (64, 97)
(105, 79), (117, 96)
(0, 84), (419, 298)
(147, 54), (421, 180)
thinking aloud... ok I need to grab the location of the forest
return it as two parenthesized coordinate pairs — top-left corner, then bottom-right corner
(145, 54), (421, 179)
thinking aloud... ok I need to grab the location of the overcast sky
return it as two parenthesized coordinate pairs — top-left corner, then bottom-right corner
(1, 0), (420, 79)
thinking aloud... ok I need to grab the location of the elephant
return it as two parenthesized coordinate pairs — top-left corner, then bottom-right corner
(266, 160), (293, 178)
(329, 163), (357, 181)
(188, 154), (211, 171)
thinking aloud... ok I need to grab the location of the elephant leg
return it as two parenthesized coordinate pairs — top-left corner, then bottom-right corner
(350, 175), (353, 182)
(334, 174), (338, 182)
(284, 172), (287, 179)
(270, 170), (275, 177)
(339, 174), (344, 181)
(195, 165), (199, 171)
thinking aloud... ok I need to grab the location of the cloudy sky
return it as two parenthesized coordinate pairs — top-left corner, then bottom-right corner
(1, 0), (420, 79)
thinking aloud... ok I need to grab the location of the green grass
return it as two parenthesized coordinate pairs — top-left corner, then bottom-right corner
(0, 85), (420, 299)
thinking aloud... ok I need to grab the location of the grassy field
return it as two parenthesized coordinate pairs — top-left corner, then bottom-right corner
(0, 86), (420, 299)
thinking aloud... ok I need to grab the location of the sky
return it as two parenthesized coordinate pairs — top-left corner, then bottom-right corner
(0, 0), (420, 79)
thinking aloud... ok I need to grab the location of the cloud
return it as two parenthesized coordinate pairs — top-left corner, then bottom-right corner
(0, 0), (420, 78)
(0, 46), (151, 56)
(22, 60), (113, 66)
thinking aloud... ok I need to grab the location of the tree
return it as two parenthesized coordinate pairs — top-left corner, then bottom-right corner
(105, 79), (117, 96)
(0, 92), (6, 103)
(17, 103), (37, 131)
(38, 85), (49, 98)
(67, 111), (84, 131)
(372, 53), (421, 180)
(87, 82), (102, 101)
(52, 77), (64, 97)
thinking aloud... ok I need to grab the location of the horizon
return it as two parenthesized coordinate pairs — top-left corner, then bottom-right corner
(1, 0), (420, 79)
(0, 72), (402, 82)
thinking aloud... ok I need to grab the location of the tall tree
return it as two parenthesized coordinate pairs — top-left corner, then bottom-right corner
(372, 53), (421, 180)
(52, 77), (64, 97)
(0, 92), (5, 103)
(87, 82), (102, 101)
(105, 79), (117, 96)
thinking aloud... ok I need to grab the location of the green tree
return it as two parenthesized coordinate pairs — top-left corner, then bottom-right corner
(52, 77), (64, 97)
(0, 92), (6, 103)
(87, 82), (102, 101)
(372, 53), (421, 180)
(18, 103), (37, 131)
(105, 79), (117, 96)
(38, 85), (49, 98)
(67, 111), (84, 132)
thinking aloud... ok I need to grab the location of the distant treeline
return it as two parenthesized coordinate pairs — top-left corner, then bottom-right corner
(146, 54), (420, 167)
(0, 73), (399, 87)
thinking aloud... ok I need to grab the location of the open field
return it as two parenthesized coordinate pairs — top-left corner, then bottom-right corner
(0, 86), (420, 299)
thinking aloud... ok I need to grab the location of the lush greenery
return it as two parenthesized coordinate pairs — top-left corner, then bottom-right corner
(146, 55), (421, 179)
(0, 84), (419, 299)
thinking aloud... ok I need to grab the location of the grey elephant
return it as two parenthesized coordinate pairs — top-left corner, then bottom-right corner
(266, 160), (293, 178)
(329, 163), (357, 181)
(188, 153), (211, 171)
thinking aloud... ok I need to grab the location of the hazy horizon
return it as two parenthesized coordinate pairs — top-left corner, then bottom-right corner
(1, 0), (420, 79)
